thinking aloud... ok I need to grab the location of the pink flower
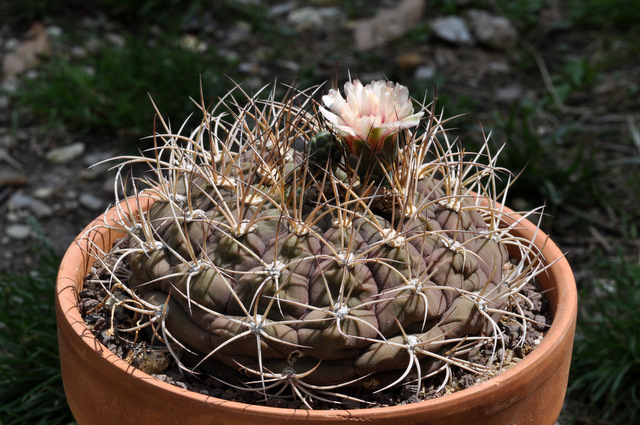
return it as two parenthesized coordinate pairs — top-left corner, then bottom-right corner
(320, 79), (423, 155)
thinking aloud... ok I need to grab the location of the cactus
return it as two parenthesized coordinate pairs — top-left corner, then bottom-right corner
(87, 79), (548, 408)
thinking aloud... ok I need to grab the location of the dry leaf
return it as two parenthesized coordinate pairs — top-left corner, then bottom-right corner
(2, 23), (51, 80)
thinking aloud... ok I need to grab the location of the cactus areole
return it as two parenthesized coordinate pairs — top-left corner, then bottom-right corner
(71, 79), (568, 413)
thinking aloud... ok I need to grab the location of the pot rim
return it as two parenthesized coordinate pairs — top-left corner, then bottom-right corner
(56, 195), (577, 420)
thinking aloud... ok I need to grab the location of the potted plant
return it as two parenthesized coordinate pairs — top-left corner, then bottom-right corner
(56, 79), (577, 424)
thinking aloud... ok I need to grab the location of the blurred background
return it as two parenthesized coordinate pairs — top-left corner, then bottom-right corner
(1, 1), (639, 424)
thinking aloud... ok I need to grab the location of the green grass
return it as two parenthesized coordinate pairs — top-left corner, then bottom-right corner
(0, 222), (75, 425)
(565, 258), (640, 424)
(567, 0), (640, 29)
(488, 103), (599, 217)
(12, 30), (237, 146)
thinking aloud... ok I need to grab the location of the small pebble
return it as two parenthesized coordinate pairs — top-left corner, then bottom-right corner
(268, 2), (295, 18)
(79, 193), (105, 210)
(105, 33), (125, 47)
(79, 298), (100, 314)
(8, 192), (33, 209)
(415, 64), (437, 81)
(6, 224), (31, 240)
(287, 7), (343, 31)
(495, 85), (523, 103)
(466, 9), (518, 50)
(430, 16), (474, 45)
(33, 187), (55, 200)
(533, 314), (548, 332)
(45, 142), (86, 163)
(30, 198), (54, 218)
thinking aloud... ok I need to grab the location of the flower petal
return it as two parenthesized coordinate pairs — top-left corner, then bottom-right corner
(321, 79), (422, 154)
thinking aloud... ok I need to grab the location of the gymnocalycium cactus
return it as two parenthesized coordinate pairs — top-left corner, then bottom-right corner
(86, 79), (548, 408)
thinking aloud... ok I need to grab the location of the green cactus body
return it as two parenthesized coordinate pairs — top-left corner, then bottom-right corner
(96, 80), (547, 407)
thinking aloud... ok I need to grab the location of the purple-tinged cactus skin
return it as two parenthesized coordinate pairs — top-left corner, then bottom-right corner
(89, 80), (547, 408)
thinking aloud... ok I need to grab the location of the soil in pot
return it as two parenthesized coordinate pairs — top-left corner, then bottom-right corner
(78, 252), (551, 410)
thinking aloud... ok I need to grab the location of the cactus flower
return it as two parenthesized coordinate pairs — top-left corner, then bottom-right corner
(320, 79), (423, 155)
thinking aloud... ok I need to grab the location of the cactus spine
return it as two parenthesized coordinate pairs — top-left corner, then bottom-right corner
(87, 80), (548, 408)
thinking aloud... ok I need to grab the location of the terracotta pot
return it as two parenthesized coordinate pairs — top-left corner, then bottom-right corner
(56, 196), (577, 425)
